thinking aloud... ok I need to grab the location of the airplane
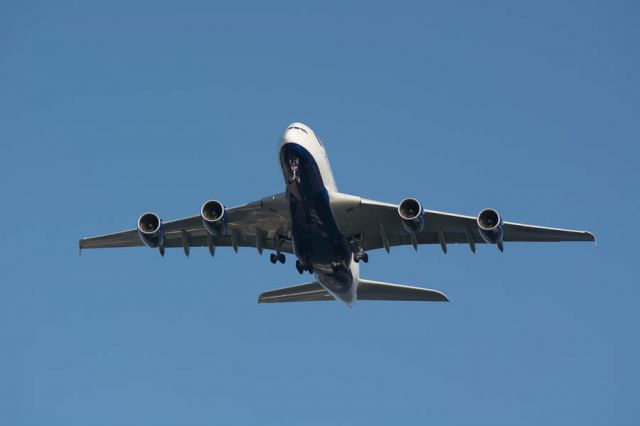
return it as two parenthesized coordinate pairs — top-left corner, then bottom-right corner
(80, 122), (595, 306)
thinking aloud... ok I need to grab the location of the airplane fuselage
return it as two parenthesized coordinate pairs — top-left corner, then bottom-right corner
(279, 123), (359, 305)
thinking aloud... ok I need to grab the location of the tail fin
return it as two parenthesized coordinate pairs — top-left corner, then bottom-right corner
(357, 279), (449, 302)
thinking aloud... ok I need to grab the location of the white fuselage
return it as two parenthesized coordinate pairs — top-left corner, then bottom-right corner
(279, 122), (360, 305)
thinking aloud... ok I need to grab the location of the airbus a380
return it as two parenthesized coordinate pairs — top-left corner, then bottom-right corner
(80, 122), (595, 306)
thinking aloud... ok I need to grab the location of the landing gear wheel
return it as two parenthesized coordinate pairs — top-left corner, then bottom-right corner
(270, 253), (277, 264)
(354, 252), (368, 263)
(295, 260), (304, 274)
(277, 253), (286, 264)
(288, 157), (300, 184)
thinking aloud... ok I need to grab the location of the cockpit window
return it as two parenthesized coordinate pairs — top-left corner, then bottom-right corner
(287, 126), (308, 134)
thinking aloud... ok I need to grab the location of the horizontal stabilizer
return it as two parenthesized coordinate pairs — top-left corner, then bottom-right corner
(258, 282), (333, 303)
(357, 279), (449, 302)
(258, 279), (448, 303)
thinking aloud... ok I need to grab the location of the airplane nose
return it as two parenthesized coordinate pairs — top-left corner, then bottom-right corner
(281, 128), (297, 143)
(281, 123), (306, 145)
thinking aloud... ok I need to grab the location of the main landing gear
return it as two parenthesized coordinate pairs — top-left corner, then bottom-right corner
(270, 234), (287, 265)
(270, 252), (286, 264)
(351, 234), (368, 263)
(295, 259), (314, 275)
(353, 252), (369, 263)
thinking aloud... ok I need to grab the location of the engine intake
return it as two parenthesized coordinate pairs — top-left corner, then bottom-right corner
(137, 212), (164, 248)
(477, 208), (504, 244)
(398, 198), (424, 233)
(201, 200), (227, 236)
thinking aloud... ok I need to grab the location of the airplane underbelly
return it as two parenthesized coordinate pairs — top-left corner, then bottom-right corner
(281, 147), (356, 303)
(290, 191), (356, 303)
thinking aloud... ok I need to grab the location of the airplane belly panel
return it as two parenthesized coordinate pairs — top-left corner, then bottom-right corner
(281, 142), (355, 304)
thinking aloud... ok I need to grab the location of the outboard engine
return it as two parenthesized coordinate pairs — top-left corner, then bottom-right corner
(477, 208), (504, 245)
(398, 198), (425, 233)
(201, 200), (227, 236)
(137, 212), (164, 248)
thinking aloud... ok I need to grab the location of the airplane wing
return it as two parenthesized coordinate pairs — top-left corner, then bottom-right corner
(79, 193), (293, 255)
(330, 193), (595, 253)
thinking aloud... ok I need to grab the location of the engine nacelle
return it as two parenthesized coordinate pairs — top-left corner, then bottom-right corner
(137, 212), (164, 248)
(398, 198), (425, 233)
(477, 208), (504, 244)
(201, 200), (227, 236)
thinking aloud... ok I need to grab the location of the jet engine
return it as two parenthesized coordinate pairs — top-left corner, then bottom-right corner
(201, 200), (227, 236)
(398, 198), (425, 233)
(137, 212), (164, 248)
(477, 208), (504, 244)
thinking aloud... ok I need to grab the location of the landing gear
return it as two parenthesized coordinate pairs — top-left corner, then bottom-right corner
(270, 234), (287, 265)
(296, 259), (314, 274)
(270, 252), (286, 264)
(288, 157), (300, 184)
(354, 252), (369, 263)
(351, 234), (368, 263)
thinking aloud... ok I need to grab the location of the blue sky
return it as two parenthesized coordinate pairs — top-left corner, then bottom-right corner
(1, 1), (638, 425)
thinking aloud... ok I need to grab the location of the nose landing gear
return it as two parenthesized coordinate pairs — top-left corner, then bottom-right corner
(353, 252), (369, 263)
(288, 157), (300, 184)
(270, 252), (286, 264)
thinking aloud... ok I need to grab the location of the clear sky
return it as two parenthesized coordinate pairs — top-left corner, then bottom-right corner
(1, 1), (638, 425)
